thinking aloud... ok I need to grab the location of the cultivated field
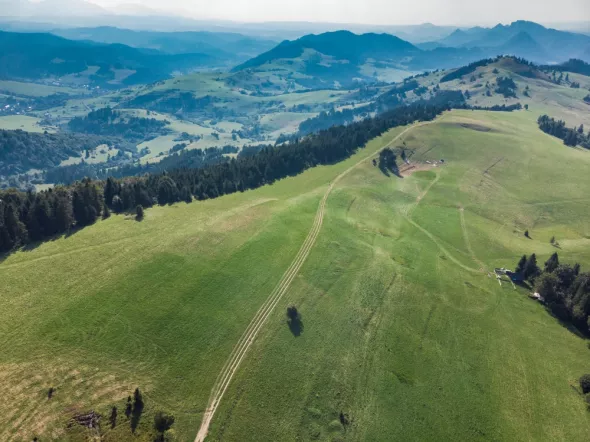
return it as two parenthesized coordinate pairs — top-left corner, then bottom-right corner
(1, 110), (589, 441)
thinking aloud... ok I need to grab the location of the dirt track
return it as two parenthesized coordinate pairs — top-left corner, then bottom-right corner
(194, 123), (429, 442)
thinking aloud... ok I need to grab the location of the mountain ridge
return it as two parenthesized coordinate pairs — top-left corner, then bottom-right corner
(0, 30), (218, 87)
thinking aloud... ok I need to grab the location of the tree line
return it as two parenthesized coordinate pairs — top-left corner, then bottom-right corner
(515, 253), (590, 334)
(537, 115), (590, 148)
(44, 145), (239, 185)
(540, 59), (590, 76)
(440, 58), (496, 83)
(0, 102), (447, 253)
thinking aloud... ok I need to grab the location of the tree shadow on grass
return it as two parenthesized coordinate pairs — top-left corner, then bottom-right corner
(0, 226), (86, 265)
(378, 163), (401, 178)
(287, 316), (304, 337)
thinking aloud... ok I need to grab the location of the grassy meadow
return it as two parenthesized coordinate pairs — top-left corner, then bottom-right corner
(1, 109), (590, 441)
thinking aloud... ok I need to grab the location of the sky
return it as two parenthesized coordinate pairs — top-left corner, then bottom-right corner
(86, 0), (589, 26)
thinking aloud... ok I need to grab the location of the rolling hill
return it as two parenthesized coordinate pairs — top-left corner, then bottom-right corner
(0, 30), (218, 87)
(1, 106), (590, 441)
(0, 50), (589, 442)
(232, 31), (422, 88)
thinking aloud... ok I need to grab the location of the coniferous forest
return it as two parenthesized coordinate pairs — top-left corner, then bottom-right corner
(537, 115), (590, 148)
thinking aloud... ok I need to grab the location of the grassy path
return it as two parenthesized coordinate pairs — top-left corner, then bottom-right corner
(194, 122), (429, 442)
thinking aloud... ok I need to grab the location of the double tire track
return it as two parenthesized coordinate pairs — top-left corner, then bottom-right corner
(195, 123), (426, 442)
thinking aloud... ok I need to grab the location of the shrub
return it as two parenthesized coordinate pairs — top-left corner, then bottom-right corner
(136, 205), (144, 220)
(154, 411), (175, 433)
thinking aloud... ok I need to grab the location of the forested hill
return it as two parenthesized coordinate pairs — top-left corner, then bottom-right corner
(233, 31), (420, 71)
(0, 102), (446, 253)
(0, 129), (132, 176)
(0, 31), (217, 87)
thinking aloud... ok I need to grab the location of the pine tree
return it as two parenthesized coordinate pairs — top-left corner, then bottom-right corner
(515, 255), (527, 274)
(54, 193), (73, 232)
(544, 252), (559, 273)
(104, 177), (118, 207)
(524, 253), (540, 280)
(4, 203), (26, 249)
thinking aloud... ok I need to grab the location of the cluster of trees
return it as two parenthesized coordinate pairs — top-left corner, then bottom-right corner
(0, 102), (446, 253)
(537, 115), (590, 148)
(0, 129), (129, 177)
(107, 388), (174, 440)
(470, 103), (523, 112)
(516, 253), (590, 334)
(584, 94), (590, 104)
(541, 59), (590, 76)
(0, 179), (103, 252)
(495, 77), (517, 98)
(378, 147), (398, 176)
(68, 107), (170, 141)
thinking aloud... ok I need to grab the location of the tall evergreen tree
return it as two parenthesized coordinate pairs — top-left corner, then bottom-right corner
(524, 253), (540, 280)
(544, 252), (559, 273)
(515, 255), (527, 274)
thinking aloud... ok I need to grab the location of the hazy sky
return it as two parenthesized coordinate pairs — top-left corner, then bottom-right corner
(87, 0), (589, 25)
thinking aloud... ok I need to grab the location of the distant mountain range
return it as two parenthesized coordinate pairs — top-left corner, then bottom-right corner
(1, 18), (589, 90)
(232, 21), (590, 88)
(429, 21), (590, 62)
(52, 27), (277, 64)
(0, 30), (217, 87)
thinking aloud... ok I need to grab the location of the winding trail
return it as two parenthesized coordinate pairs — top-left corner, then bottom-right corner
(194, 122), (429, 442)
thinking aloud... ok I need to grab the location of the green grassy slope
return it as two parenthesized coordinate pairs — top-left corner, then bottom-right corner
(207, 109), (590, 442)
(1, 110), (590, 441)
(414, 57), (590, 127)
